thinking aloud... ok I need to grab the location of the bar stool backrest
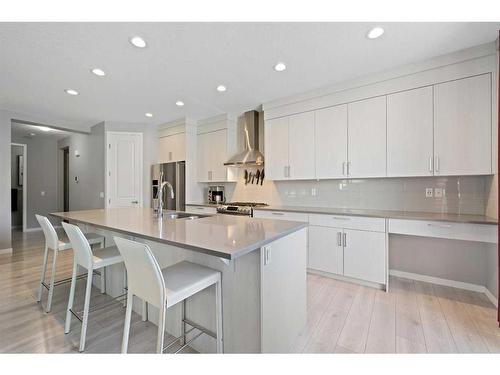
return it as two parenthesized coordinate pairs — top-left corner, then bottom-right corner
(114, 237), (166, 309)
(36, 214), (59, 250)
(62, 222), (93, 268)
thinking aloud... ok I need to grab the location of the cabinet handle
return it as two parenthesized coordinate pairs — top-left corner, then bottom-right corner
(429, 156), (433, 173)
(332, 216), (350, 221)
(169, 151), (173, 161)
(284, 166), (287, 178)
(346, 162), (350, 176)
(342, 162), (346, 176)
(434, 156), (439, 173)
(271, 212), (284, 216)
(337, 232), (342, 246)
(288, 165), (291, 178)
(427, 223), (452, 228)
(343, 233), (347, 247)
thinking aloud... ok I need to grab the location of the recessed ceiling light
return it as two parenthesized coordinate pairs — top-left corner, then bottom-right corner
(37, 126), (51, 132)
(65, 89), (79, 96)
(91, 68), (106, 77)
(130, 36), (147, 48)
(274, 62), (286, 72)
(145, 113), (153, 118)
(30, 133), (36, 136)
(217, 85), (227, 92)
(367, 27), (384, 39)
(175, 101), (184, 107)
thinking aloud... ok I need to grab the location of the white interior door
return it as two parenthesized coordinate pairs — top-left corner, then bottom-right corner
(107, 132), (143, 208)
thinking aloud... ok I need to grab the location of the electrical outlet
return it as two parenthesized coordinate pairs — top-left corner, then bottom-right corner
(40, 191), (45, 197)
(425, 188), (433, 198)
(434, 188), (443, 198)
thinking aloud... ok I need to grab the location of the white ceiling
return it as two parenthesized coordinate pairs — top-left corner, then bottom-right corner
(11, 121), (76, 140)
(1, 22), (499, 130)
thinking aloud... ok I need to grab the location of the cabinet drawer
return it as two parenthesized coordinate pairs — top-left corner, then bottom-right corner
(308, 213), (385, 232)
(185, 205), (217, 215)
(253, 210), (309, 222)
(388, 219), (497, 243)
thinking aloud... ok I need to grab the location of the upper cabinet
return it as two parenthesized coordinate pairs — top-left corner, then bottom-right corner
(433, 74), (492, 176)
(158, 132), (186, 163)
(197, 115), (238, 183)
(347, 96), (387, 178)
(315, 105), (347, 179)
(387, 86), (434, 177)
(264, 112), (315, 180)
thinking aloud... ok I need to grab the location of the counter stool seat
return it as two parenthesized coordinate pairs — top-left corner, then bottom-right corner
(114, 237), (223, 354)
(35, 214), (105, 313)
(91, 246), (122, 268)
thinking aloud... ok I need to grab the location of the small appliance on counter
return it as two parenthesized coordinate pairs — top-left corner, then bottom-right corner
(151, 161), (186, 212)
(208, 185), (225, 204)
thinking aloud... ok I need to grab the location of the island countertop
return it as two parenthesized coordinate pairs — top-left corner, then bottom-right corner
(51, 208), (307, 260)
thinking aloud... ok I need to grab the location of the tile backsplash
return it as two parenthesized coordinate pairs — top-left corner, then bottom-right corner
(216, 170), (494, 215)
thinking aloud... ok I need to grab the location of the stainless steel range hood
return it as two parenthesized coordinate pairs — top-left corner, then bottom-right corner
(224, 110), (264, 166)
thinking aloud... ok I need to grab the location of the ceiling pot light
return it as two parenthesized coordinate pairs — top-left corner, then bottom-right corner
(30, 133), (36, 136)
(145, 113), (153, 118)
(37, 126), (51, 132)
(217, 85), (227, 92)
(175, 101), (184, 107)
(65, 89), (79, 96)
(367, 27), (384, 39)
(130, 36), (147, 48)
(274, 62), (286, 72)
(91, 68), (106, 76)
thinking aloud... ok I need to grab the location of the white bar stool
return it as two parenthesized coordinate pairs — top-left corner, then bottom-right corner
(62, 222), (124, 352)
(114, 237), (223, 354)
(35, 215), (105, 313)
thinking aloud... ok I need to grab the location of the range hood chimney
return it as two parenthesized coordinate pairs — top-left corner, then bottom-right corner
(224, 110), (264, 166)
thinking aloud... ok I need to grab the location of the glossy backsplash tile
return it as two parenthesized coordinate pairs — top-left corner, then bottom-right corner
(219, 174), (494, 215)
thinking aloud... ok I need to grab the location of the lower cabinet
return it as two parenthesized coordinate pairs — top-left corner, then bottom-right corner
(342, 229), (386, 284)
(308, 225), (343, 275)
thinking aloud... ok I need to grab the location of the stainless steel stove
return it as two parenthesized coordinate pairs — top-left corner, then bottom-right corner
(217, 202), (268, 216)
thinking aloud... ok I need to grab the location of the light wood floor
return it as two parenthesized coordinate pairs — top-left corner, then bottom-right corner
(1, 229), (499, 353)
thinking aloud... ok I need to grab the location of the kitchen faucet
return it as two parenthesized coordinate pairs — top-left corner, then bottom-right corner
(156, 171), (175, 218)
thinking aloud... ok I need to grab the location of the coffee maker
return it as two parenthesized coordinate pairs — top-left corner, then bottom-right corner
(208, 185), (225, 204)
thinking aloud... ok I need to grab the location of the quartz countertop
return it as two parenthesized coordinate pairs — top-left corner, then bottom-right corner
(254, 205), (498, 225)
(51, 208), (307, 260)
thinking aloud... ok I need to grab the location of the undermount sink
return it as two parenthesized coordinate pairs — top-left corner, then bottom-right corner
(161, 212), (209, 220)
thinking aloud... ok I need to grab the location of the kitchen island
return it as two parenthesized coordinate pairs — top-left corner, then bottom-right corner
(51, 208), (308, 353)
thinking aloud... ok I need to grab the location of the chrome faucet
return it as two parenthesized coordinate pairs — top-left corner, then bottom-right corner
(156, 171), (175, 218)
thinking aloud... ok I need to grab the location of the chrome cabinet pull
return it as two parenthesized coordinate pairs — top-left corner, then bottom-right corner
(131, 200), (138, 204)
(337, 232), (342, 246)
(429, 156), (433, 173)
(332, 216), (350, 221)
(343, 233), (347, 247)
(434, 156), (439, 173)
(272, 212), (284, 216)
(427, 223), (452, 228)
(284, 166), (287, 178)
(346, 162), (350, 176)
(288, 165), (291, 178)
(168, 151), (173, 161)
(342, 162), (346, 176)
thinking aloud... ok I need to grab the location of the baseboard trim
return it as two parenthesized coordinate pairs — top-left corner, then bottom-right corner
(0, 248), (13, 255)
(308, 268), (386, 290)
(389, 269), (498, 307)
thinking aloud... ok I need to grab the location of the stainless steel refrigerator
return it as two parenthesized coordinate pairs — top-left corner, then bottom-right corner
(151, 161), (186, 212)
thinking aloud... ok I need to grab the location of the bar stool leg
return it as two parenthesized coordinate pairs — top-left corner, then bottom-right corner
(156, 305), (166, 354)
(181, 299), (186, 345)
(65, 260), (78, 334)
(100, 267), (106, 294)
(121, 291), (134, 353)
(79, 268), (94, 352)
(45, 248), (59, 312)
(141, 300), (148, 322)
(215, 278), (223, 353)
(37, 244), (49, 302)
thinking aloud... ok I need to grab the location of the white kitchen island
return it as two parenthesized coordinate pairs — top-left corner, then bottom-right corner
(51, 208), (308, 353)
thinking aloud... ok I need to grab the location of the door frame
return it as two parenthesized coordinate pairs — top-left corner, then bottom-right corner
(11, 143), (27, 233)
(105, 131), (143, 208)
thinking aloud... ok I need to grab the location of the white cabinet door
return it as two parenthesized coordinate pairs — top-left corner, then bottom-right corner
(308, 225), (343, 275)
(288, 111), (315, 179)
(158, 133), (186, 163)
(315, 105), (348, 179)
(343, 229), (386, 284)
(265, 117), (289, 180)
(210, 129), (229, 182)
(197, 132), (211, 182)
(347, 96), (387, 178)
(387, 86), (434, 177)
(434, 74), (492, 176)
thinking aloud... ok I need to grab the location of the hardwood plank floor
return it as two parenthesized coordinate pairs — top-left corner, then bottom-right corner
(1, 229), (499, 353)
